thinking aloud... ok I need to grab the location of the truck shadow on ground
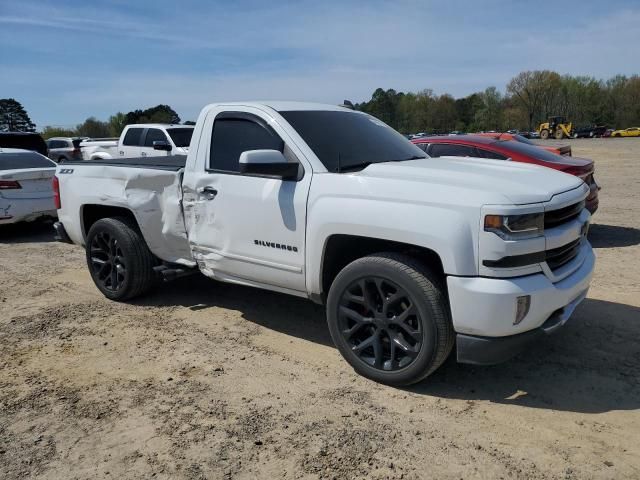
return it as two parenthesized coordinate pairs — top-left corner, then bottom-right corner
(0, 220), (56, 244)
(411, 298), (640, 414)
(139, 277), (639, 414)
(588, 223), (640, 248)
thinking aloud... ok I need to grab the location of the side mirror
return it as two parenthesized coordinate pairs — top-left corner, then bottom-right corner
(239, 149), (299, 180)
(153, 140), (172, 151)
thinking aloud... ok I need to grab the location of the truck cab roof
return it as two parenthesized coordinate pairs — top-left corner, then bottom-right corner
(205, 101), (356, 113)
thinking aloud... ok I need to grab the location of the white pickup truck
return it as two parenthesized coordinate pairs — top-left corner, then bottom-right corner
(53, 102), (594, 386)
(80, 124), (194, 160)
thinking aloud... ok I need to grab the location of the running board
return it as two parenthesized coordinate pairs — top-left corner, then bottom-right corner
(153, 265), (197, 282)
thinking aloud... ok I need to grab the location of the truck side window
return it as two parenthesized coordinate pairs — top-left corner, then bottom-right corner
(123, 128), (144, 146)
(210, 117), (284, 173)
(144, 128), (168, 146)
(428, 144), (475, 157)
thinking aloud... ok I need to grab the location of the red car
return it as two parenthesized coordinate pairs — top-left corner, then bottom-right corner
(412, 135), (599, 213)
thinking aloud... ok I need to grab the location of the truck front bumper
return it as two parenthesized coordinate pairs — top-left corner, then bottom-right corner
(447, 243), (595, 365)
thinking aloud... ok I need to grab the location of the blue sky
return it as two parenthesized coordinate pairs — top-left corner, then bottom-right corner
(1, 0), (639, 128)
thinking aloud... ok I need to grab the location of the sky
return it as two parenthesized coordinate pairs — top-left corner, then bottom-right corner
(1, 0), (639, 128)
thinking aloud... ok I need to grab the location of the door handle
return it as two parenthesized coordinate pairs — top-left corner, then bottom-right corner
(197, 186), (218, 199)
(141, 152), (147, 157)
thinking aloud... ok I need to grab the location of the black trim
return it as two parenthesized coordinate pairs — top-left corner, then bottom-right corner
(53, 221), (73, 244)
(456, 307), (568, 365)
(545, 238), (581, 270)
(545, 201), (584, 229)
(483, 251), (545, 268)
(457, 329), (543, 365)
(239, 161), (299, 179)
(483, 238), (583, 270)
(58, 156), (186, 171)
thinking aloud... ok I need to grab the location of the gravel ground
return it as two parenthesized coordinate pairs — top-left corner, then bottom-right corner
(1, 138), (639, 479)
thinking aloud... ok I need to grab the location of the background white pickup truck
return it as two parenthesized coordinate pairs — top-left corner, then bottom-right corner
(80, 124), (194, 160)
(53, 102), (595, 386)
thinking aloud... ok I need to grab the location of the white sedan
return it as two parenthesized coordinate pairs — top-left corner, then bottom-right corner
(0, 148), (57, 224)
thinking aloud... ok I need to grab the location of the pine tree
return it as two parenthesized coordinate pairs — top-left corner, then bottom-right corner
(0, 98), (36, 132)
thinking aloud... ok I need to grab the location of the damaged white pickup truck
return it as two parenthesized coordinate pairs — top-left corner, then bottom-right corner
(53, 102), (595, 385)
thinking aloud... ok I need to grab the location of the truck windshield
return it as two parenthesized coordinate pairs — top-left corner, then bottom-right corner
(166, 128), (194, 148)
(279, 110), (426, 172)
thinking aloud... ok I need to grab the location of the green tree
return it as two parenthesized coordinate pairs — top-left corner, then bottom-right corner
(507, 70), (561, 131)
(125, 104), (180, 125)
(76, 117), (111, 138)
(41, 126), (77, 138)
(108, 112), (128, 137)
(0, 98), (36, 132)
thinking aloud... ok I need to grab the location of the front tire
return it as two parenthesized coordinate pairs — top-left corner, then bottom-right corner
(326, 253), (454, 386)
(85, 217), (157, 301)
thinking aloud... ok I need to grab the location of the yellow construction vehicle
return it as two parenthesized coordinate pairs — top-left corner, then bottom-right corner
(538, 116), (573, 140)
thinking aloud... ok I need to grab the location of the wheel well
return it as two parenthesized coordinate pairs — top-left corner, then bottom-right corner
(320, 234), (445, 301)
(81, 204), (137, 239)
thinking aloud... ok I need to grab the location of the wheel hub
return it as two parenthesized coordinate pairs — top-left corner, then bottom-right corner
(337, 277), (424, 371)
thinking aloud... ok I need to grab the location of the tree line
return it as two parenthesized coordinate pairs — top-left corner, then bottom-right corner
(355, 70), (640, 134)
(0, 100), (190, 138)
(2, 69), (639, 138)
(39, 105), (189, 139)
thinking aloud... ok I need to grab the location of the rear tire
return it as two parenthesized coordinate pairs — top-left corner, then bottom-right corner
(326, 252), (454, 386)
(85, 217), (157, 301)
(540, 129), (550, 140)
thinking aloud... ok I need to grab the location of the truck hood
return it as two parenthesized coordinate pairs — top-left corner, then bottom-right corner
(357, 156), (585, 205)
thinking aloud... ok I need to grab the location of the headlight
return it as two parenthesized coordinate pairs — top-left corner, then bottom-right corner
(484, 212), (544, 240)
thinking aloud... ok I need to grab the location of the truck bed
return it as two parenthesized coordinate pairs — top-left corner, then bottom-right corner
(64, 155), (187, 170)
(56, 155), (194, 266)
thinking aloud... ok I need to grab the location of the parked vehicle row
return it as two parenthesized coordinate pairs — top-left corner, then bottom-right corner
(412, 134), (600, 213)
(0, 148), (57, 224)
(79, 124), (194, 160)
(610, 127), (640, 137)
(53, 101), (595, 386)
(45, 137), (86, 163)
(473, 132), (572, 156)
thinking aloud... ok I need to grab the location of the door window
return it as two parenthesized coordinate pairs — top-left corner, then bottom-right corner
(122, 128), (143, 146)
(209, 115), (284, 172)
(428, 143), (476, 157)
(475, 148), (508, 160)
(144, 128), (168, 146)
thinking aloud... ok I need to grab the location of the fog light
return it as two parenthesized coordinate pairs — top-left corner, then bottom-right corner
(514, 295), (531, 325)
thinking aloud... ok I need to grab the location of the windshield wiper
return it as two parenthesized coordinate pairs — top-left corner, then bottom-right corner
(339, 162), (374, 172)
(338, 156), (427, 173)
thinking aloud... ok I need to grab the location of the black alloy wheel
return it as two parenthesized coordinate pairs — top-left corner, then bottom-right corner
(85, 217), (158, 301)
(337, 276), (423, 371)
(89, 231), (126, 293)
(326, 253), (454, 386)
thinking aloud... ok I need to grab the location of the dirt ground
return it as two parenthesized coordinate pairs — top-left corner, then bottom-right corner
(1, 138), (639, 480)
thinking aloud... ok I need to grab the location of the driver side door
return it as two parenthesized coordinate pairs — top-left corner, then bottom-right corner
(182, 107), (312, 294)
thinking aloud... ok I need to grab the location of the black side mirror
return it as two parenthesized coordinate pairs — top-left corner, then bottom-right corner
(153, 140), (172, 151)
(239, 150), (299, 180)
